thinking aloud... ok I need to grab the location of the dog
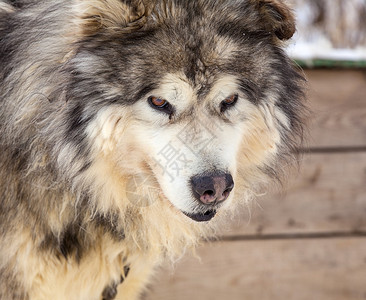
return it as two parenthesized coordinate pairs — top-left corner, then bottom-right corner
(0, 0), (305, 299)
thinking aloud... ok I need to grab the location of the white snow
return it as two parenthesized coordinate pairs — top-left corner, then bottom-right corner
(287, 40), (366, 61)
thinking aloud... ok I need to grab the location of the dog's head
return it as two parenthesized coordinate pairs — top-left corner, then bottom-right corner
(65, 0), (304, 222)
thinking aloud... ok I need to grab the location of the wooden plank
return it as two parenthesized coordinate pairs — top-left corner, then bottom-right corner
(222, 152), (366, 236)
(305, 69), (366, 148)
(147, 238), (366, 300)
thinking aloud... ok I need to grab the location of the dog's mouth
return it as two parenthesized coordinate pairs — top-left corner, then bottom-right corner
(182, 209), (217, 222)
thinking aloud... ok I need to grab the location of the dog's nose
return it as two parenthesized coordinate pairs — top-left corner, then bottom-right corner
(191, 172), (234, 204)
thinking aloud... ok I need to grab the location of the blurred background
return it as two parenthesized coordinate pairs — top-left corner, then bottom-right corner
(147, 1), (366, 299)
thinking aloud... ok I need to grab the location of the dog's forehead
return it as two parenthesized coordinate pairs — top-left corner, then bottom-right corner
(150, 28), (242, 96)
(145, 3), (264, 94)
(185, 36), (241, 92)
(173, 33), (240, 87)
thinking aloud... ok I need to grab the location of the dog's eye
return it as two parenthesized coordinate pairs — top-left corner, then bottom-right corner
(149, 96), (168, 108)
(148, 96), (174, 117)
(220, 94), (238, 113)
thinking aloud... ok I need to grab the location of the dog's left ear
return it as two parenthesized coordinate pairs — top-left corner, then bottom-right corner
(73, 0), (155, 37)
(251, 0), (296, 40)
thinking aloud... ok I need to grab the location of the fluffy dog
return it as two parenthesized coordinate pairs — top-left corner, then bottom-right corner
(0, 0), (305, 299)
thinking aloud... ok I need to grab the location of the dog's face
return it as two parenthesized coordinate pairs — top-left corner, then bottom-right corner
(68, 0), (304, 222)
(129, 74), (246, 221)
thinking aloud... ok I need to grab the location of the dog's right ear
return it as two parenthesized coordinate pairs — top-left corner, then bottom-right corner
(73, 0), (155, 37)
(250, 0), (296, 40)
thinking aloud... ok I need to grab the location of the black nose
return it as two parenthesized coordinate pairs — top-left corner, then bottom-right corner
(190, 172), (234, 204)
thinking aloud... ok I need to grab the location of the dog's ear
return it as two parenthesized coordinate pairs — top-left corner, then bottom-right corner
(251, 0), (296, 40)
(74, 0), (155, 36)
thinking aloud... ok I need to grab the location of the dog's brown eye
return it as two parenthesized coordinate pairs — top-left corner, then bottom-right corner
(224, 94), (238, 105)
(149, 96), (167, 108)
(220, 94), (238, 113)
(148, 96), (174, 118)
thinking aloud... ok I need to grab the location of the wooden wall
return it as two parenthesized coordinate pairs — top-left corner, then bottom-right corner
(146, 70), (366, 300)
